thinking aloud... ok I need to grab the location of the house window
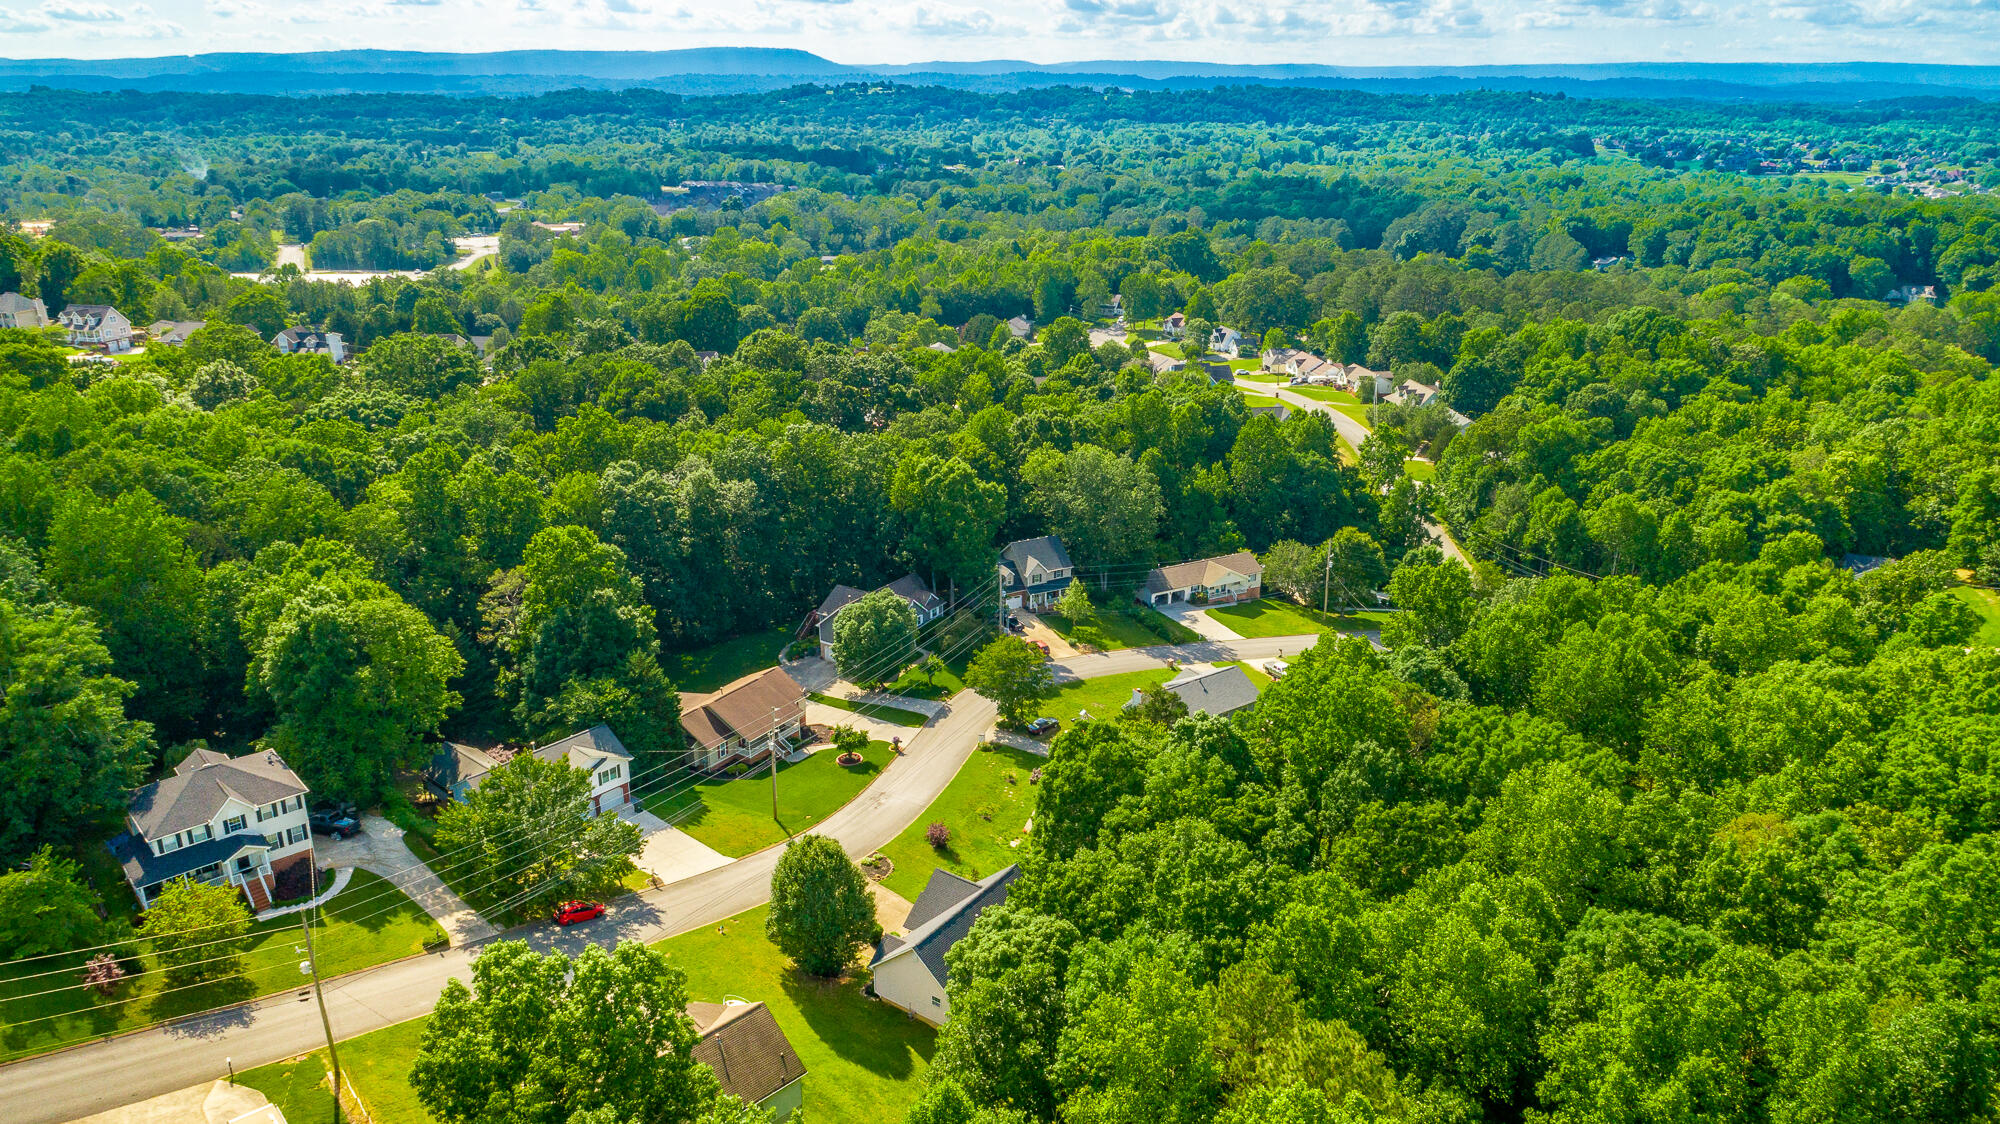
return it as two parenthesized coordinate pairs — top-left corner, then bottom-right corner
(597, 765), (621, 784)
(223, 815), (246, 834)
(255, 805), (271, 822)
(188, 825), (212, 843)
(266, 834), (284, 849)
(158, 833), (183, 855)
(286, 826), (308, 845)
(931, 996), (942, 1007)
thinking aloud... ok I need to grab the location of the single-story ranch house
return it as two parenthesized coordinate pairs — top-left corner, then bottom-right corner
(870, 865), (1020, 1025)
(680, 666), (809, 772)
(1140, 551), (1263, 607)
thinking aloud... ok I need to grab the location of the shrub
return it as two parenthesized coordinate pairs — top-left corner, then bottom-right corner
(927, 821), (952, 849)
(80, 952), (125, 996)
(273, 862), (323, 903)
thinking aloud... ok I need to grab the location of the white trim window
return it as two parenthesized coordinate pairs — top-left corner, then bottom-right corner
(285, 825), (309, 845)
(597, 765), (622, 785)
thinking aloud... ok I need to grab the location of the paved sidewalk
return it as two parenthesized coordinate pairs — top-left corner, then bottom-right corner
(314, 815), (498, 946)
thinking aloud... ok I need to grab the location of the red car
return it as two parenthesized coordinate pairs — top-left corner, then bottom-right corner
(553, 900), (605, 926)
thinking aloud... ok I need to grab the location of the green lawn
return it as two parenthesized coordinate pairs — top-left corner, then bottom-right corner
(879, 744), (1045, 901)
(666, 629), (788, 694)
(1039, 606), (1163, 651)
(663, 906), (935, 1124)
(239, 1016), (436, 1124)
(1205, 598), (1397, 640)
(1042, 667), (1174, 725)
(0, 868), (440, 1063)
(1952, 585), (2000, 646)
(807, 692), (930, 727)
(248, 905), (936, 1124)
(1242, 393), (1283, 409)
(646, 740), (894, 857)
(1288, 386), (1361, 404)
(1404, 459), (1437, 482)
(1220, 660), (1276, 689)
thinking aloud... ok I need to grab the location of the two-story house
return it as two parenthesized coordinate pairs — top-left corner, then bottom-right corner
(110, 748), (314, 911)
(272, 326), (347, 364)
(426, 725), (635, 816)
(59, 304), (134, 353)
(997, 535), (1074, 612)
(0, 292), (48, 329)
(811, 574), (946, 664)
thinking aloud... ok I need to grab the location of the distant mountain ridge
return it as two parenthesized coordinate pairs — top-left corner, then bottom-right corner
(2, 49), (1998, 100)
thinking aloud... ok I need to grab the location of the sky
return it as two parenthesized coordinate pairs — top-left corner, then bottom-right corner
(0, 0), (1995, 66)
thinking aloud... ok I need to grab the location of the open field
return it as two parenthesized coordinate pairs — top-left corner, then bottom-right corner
(1953, 585), (2000, 646)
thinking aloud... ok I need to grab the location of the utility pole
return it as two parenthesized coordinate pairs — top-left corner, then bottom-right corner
(769, 706), (780, 825)
(300, 905), (343, 1124)
(1322, 548), (1333, 615)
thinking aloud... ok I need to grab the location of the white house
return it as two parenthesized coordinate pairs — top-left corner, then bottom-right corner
(1161, 311), (1187, 339)
(1007, 315), (1033, 340)
(59, 304), (133, 352)
(273, 326), (346, 364)
(146, 319), (205, 346)
(870, 865), (1020, 1025)
(997, 536), (1074, 612)
(812, 574), (945, 664)
(0, 292), (48, 329)
(111, 747), (314, 911)
(427, 724), (635, 815)
(1210, 325), (1243, 356)
(680, 667), (809, 772)
(1140, 551), (1264, 607)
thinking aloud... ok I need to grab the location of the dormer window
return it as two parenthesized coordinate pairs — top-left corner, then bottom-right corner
(223, 815), (246, 834)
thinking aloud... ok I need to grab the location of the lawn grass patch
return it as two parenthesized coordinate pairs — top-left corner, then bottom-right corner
(645, 740), (894, 857)
(1042, 667), (1174, 725)
(239, 1016), (437, 1124)
(660, 905), (935, 1124)
(666, 628), (787, 694)
(1205, 598), (1396, 640)
(1220, 660), (1275, 689)
(1952, 585), (2000, 647)
(1288, 386), (1362, 404)
(879, 744), (1044, 901)
(1404, 459), (1437, 482)
(808, 692), (930, 727)
(0, 868), (438, 1063)
(1038, 605), (1162, 651)
(1241, 392), (1283, 408)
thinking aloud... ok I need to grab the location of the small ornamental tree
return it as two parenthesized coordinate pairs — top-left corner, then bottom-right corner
(148, 878), (252, 988)
(927, 821), (952, 849)
(81, 952), (126, 996)
(1053, 581), (1094, 626)
(766, 834), (877, 977)
(966, 635), (1057, 728)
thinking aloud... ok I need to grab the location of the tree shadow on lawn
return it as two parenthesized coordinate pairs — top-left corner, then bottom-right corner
(779, 966), (934, 1080)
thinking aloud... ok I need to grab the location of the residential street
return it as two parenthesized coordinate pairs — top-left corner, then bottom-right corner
(2, 634), (1320, 1122)
(1272, 385), (1471, 566)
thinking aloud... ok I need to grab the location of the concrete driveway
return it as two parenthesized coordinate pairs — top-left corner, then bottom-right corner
(1154, 599), (1245, 641)
(618, 806), (734, 886)
(1014, 610), (1079, 657)
(314, 815), (498, 946)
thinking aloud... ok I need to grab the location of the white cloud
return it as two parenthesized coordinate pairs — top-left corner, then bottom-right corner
(0, 7), (50, 32)
(40, 1), (121, 21)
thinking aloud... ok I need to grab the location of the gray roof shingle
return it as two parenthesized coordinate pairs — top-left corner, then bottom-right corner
(871, 865), (1020, 987)
(1159, 665), (1262, 717)
(127, 748), (307, 841)
(687, 1001), (806, 1105)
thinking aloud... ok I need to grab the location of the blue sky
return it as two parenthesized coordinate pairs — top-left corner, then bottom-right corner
(0, 0), (1994, 65)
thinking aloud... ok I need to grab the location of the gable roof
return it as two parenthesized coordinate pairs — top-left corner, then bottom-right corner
(681, 666), (807, 749)
(127, 748), (307, 840)
(1144, 551), (1263, 596)
(1157, 664), (1261, 717)
(427, 741), (510, 792)
(871, 865), (1020, 987)
(814, 575), (942, 643)
(109, 831), (269, 891)
(997, 536), (1072, 588)
(687, 1001), (806, 1105)
(534, 724), (631, 772)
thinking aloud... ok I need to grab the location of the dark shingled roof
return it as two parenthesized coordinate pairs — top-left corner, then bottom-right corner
(1159, 664), (1262, 717)
(109, 831), (266, 890)
(687, 1001), (806, 1105)
(127, 748), (307, 841)
(871, 865), (1020, 987)
(681, 667), (807, 748)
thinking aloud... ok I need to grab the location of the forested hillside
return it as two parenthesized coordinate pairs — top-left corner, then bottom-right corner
(0, 80), (1995, 1122)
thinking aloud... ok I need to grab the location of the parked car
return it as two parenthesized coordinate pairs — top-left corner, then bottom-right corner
(1261, 659), (1290, 680)
(553, 900), (605, 926)
(1026, 717), (1061, 737)
(308, 809), (359, 839)
(1005, 614), (1023, 632)
(1031, 640), (1051, 658)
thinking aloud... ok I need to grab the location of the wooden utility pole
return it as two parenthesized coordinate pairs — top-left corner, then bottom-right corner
(300, 905), (343, 1124)
(769, 706), (780, 825)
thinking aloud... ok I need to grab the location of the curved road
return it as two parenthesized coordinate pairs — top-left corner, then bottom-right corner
(4, 635), (1318, 1122)
(1270, 384), (1469, 566)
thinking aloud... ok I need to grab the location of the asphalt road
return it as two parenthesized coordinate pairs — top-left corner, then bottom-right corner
(1272, 384), (1470, 565)
(3, 634), (1321, 1121)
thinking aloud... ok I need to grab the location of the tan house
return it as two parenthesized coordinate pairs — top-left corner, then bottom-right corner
(0, 292), (48, 329)
(680, 666), (808, 772)
(688, 1001), (806, 1120)
(1140, 551), (1263, 607)
(426, 725), (634, 815)
(869, 865), (1020, 1025)
(59, 304), (134, 352)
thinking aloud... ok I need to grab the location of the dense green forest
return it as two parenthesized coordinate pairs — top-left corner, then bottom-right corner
(0, 80), (1996, 1122)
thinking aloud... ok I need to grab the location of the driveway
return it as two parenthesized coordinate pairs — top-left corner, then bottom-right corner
(314, 816), (498, 946)
(618, 806), (733, 886)
(1014, 610), (1078, 658)
(1153, 599), (1244, 641)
